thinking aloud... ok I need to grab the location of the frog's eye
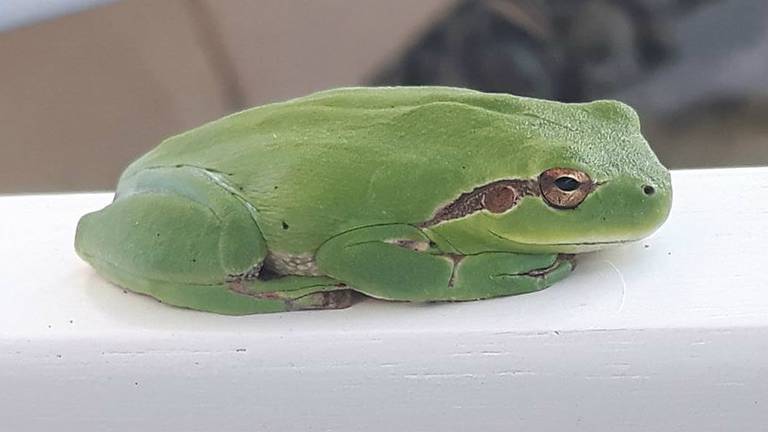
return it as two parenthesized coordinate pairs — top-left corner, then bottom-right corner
(539, 168), (593, 209)
(554, 176), (581, 191)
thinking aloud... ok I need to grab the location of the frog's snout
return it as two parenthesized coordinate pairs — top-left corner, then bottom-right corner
(636, 175), (673, 230)
(74, 210), (106, 264)
(74, 212), (95, 260)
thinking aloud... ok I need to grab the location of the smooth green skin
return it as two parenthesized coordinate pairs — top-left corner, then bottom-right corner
(75, 86), (672, 314)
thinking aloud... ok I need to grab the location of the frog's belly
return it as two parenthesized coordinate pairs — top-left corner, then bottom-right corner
(264, 252), (323, 276)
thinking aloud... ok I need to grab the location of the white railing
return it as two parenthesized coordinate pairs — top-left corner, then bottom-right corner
(1, 167), (767, 431)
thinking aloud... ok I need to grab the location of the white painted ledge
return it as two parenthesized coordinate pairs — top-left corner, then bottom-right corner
(1, 167), (767, 431)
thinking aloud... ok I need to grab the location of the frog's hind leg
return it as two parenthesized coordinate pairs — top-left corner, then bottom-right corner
(75, 166), (350, 314)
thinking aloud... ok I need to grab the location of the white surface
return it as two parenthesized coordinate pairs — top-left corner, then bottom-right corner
(0, 0), (116, 32)
(1, 168), (767, 431)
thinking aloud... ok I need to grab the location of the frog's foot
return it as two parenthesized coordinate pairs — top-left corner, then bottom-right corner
(446, 253), (574, 300)
(226, 273), (357, 311)
(233, 287), (358, 311)
(75, 166), (348, 315)
(291, 290), (357, 310)
(315, 224), (575, 302)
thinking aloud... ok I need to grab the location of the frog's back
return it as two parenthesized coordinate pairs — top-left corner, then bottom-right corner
(119, 87), (640, 253)
(123, 86), (553, 175)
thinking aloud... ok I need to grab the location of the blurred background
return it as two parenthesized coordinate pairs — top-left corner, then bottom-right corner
(1, 0), (767, 193)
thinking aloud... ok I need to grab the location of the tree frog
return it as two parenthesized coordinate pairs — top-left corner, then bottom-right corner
(75, 86), (672, 315)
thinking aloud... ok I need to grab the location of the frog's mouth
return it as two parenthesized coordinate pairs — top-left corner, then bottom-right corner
(548, 240), (633, 246)
(486, 229), (636, 252)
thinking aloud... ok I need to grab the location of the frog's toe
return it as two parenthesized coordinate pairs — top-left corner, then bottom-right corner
(288, 289), (359, 311)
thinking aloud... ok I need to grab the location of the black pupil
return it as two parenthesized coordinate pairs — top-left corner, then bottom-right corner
(554, 176), (581, 192)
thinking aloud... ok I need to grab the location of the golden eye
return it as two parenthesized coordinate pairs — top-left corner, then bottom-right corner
(539, 168), (593, 209)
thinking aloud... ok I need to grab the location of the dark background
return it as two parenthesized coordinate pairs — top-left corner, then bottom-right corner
(2, 0), (767, 193)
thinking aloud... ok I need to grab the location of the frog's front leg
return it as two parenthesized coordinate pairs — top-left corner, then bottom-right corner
(315, 224), (574, 302)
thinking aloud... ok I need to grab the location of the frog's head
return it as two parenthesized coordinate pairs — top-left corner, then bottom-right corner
(425, 98), (672, 254)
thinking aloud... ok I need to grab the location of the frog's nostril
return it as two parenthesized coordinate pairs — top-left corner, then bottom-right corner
(642, 185), (655, 196)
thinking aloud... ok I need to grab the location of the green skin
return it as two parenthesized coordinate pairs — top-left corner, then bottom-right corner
(75, 86), (672, 314)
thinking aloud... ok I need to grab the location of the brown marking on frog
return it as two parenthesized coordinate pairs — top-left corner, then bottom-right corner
(446, 254), (465, 288)
(385, 239), (432, 252)
(285, 290), (357, 311)
(420, 179), (540, 227)
(524, 254), (576, 277)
